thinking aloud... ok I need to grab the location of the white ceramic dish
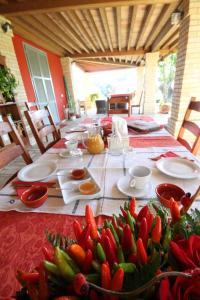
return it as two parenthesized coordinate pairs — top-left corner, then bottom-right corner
(18, 161), (57, 182)
(117, 175), (151, 198)
(57, 168), (101, 205)
(64, 132), (84, 142)
(156, 157), (200, 179)
(59, 150), (70, 158)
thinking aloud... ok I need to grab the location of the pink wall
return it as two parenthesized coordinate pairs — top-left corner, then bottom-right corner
(13, 34), (67, 120)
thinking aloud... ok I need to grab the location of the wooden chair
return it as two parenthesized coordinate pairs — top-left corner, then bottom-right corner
(0, 115), (32, 184)
(177, 97), (200, 155)
(131, 90), (143, 114)
(24, 105), (61, 154)
(107, 93), (132, 116)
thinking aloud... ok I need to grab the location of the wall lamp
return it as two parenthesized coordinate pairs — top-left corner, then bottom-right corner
(171, 11), (183, 25)
(1, 22), (13, 33)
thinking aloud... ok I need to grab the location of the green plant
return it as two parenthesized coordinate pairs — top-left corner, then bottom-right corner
(0, 66), (18, 102)
(89, 93), (99, 102)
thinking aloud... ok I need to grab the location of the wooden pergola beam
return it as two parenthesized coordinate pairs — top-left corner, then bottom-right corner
(71, 48), (145, 58)
(127, 6), (138, 50)
(74, 58), (135, 68)
(1, 0), (178, 16)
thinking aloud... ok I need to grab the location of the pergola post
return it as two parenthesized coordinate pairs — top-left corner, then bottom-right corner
(168, 0), (200, 136)
(143, 52), (159, 114)
(61, 57), (77, 113)
(135, 66), (145, 109)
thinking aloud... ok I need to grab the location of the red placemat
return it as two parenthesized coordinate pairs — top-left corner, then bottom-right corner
(129, 136), (180, 148)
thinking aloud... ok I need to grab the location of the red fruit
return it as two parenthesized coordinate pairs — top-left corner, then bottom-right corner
(73, 273), (88, 296)
(180, 193), (192, 207)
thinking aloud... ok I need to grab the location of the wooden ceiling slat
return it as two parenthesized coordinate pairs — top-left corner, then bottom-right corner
(82, 9), (106, 52)
(145, 2), (179, 49)
(64, 11), (97, 52)
(71, 48), (145, 58)
(127, 6), (138, 50)
(151, 18), (179, 51)
(32, 14), (75, 54)
(47, 13), (88, 53)
(99, 7), (113, 51)
(1, 0), (177, 16)
(161, 29), (179, 48)
(136, 5), (155, 50)
(116, 6), (121, 51)
(10, 18), (65, 55)
(61, 11), (96, 52)
(19, 15), (74, 54)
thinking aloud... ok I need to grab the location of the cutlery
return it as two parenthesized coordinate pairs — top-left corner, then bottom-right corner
(12, 181), (56, 188)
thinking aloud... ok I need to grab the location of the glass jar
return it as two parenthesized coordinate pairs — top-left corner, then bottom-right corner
(82, 125), (104, 154)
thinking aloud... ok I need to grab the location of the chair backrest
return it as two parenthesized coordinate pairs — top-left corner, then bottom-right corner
(24, 105), (60, 154)
(177, 97), (200, 155)
(95, 100), (107, 114)
(0, 115), (32, 170)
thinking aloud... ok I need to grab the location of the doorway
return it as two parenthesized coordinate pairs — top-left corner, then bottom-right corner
(24, 43), (59, 123)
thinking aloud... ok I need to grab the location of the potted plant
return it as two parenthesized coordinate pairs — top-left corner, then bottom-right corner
(0, 66), (18, 103)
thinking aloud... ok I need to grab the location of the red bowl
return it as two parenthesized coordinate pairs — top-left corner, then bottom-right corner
(20, 186), (48, 208)
(155, 183), (185, 208)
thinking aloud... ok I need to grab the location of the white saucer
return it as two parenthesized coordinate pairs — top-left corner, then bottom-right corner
(117, 175), (150, 198)
(59, 150), (70, 158)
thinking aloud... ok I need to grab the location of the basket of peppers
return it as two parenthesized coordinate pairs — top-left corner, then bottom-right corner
(16, 199), (200, 300)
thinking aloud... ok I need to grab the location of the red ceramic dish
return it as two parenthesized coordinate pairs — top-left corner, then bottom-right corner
(20, 186), (48, 208)
(155, 183), (185, 208)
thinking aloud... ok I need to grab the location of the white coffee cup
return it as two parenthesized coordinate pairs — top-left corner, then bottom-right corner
(128, 166), (151, 189)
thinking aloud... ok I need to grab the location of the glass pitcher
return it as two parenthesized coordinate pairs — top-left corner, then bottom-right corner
(82, 125), (104, 154)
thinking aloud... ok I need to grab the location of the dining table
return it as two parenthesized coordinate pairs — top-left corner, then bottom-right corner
(0, 115), (200, 298)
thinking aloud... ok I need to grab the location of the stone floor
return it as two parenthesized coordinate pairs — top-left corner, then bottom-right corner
(0, 110), (199, 188)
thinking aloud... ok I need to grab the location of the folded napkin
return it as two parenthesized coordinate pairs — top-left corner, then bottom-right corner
(110, 117), (129, 150)
(127, 120), (162, 133)
(12, 181), (56, 197)
(150, 151), (179, 161)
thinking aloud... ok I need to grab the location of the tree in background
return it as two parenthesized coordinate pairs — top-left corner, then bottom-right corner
(158, 53), (177, 103)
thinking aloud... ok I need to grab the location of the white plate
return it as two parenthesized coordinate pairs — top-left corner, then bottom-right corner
(18, 161), (57, 182)
(57, 168), (101, 205)
(64, 132), (84, 141)
(156, 157), (200, 179)
(117, 175), (150, 198)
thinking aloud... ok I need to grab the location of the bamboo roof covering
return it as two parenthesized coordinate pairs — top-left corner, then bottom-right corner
(0, 0), (182, 71)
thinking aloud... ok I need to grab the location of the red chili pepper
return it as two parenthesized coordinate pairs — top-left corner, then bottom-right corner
(73, 220), (83, 241)
(101, 262), (111, 289)
(159, 278), (172, 300)
(111, 268), (124, 291)
(73, 273), (88, 296)
(20, 272), (40, 283)
(85, 205), (98, 240)
(78, 224), (91, 249)
(151, 216), (162, 243)
(138, 217), (148, 248)
(100, 228), (107, 248)
(90, 289), (100, 300)
(38, 262), (49, 300)
(112, 215), (118, 232)
(42, 246), (54, 263)
(170, 200), (181, 223)
(129, 198), (136, 217)
(137, 205), (150, 223)
(128, 252), (137, 264)
(120, 206), (128, 219)
(103, 235), (118, 267)
(26, 282), (38, 300)
(146, 212), (154, 233)
(85, 238), (94, 252)
(122, 224), (136, 254)
(137, 238), (148, 265)
(170, 241), (196, 269)
(83, 249), (93, 274)
(105, 228), (117, 252)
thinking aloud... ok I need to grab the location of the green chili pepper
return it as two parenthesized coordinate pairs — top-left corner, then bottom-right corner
(104, 219), (111, 228)
(110, 223), (120, 245)
(127, 211), (135, 233)
(86, 273), (100, 284)
(96, 242), (106, 263)
(117, 226), (124, 239)
(92, 260), (101, 272)
(117, 245), (125, 263)
(162, 225), (171, 252)
(43, 260), (60, 276)
(55, 247), (75, 281)
(59, 248), (80, 273)
(118, 263), (136, 273)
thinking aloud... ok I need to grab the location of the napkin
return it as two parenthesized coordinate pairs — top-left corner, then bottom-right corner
(150, 151), (194, 162)
(112, 116), (128, 137)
